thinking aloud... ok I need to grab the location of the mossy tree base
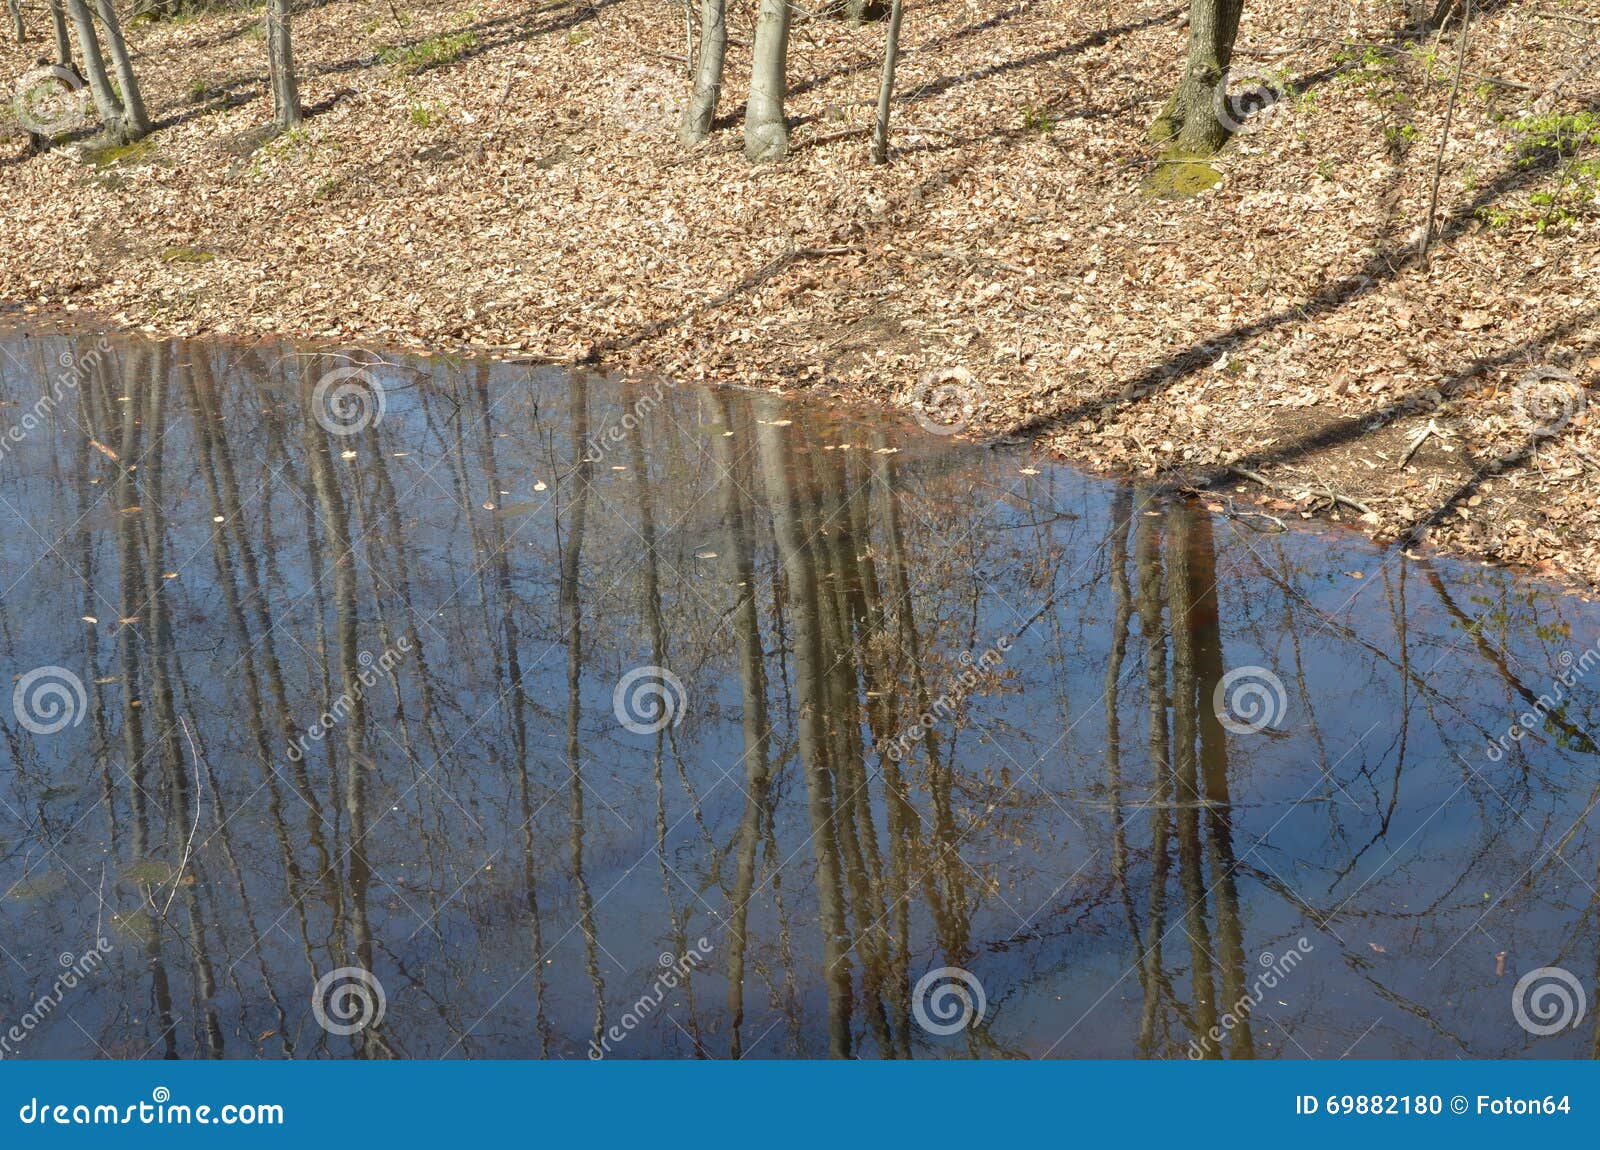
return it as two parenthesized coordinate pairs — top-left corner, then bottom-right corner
(1141, 152), (1223, 198)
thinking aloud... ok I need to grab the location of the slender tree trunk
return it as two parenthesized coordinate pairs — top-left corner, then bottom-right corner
(48, 0), (74, 68)
(744, 0), (790, 161)
(678, 0), (725, 144)
(63, 0), (125, 137)
(265, 0), (302, 128)
(7, 0), (25, 44)
(1152, 0), (1244, 155)
(90, 0), (148, 138)
(869, 0), (905, 164)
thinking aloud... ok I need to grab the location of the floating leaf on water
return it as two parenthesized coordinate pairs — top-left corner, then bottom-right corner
(340, 450), (358, 460)
(694, 549), (718, 560)
(1019, 467), (1040, 475)
(111, 909), (153, 940)
(82, 616), (98, 624)
(120, 859), (176, 886)
(533, 481), (547, 491)
(5, 872), (68, 902)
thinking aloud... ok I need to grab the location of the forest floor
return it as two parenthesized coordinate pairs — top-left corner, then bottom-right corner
(2, 0), (1599, 587)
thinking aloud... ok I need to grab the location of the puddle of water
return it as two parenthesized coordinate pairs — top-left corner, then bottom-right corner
(0, 326), (1598, 1059)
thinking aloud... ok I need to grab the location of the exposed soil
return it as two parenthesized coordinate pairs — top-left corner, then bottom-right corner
(2, 0), (1598, 586)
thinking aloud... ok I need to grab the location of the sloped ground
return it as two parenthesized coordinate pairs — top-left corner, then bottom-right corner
(2, 0), (1598, 585)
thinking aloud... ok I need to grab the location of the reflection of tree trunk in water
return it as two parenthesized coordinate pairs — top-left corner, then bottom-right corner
(626, 400), (703, 1055)
(304, 363), (394, 1058)
(856, 431), (918, 1057)
(559, 376), (606, 1048)
(1166, 505), (1219, 1056)
(707, 393), (776, 1060)
(72, 374), (117, 856)
(470, 365), (552, 1056)
(1179, 503), (1253, 1059)
(1133, 500), (1180, 1057)
(871, 437), (969, 977)
(756, 404), (852, 1057)
(183, 354), (322, 977)
(106, 350), (177, 1058)
(813, 448), (893, 1054)
(1104, 491), (1147, 966)
(138, 351), (225, 1057)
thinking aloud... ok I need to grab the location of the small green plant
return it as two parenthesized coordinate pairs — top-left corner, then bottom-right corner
(1021, 105), (1054, 133)
(1489, 112), (1600, 231)
(378, 31), (479, 74)
(408, 104), (436, 127)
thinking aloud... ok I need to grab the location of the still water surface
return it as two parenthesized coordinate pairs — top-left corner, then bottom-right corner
(1, 327), (1598, 1059)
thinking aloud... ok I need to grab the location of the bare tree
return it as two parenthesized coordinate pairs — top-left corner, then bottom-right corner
(91, 0), (148, 137)
(1152, 0), (1244, 155)
(265, 0), (302, 129)
(744, 0), (791, 160)
(678, 0), (726, 144)
(869, 0), (906, 164)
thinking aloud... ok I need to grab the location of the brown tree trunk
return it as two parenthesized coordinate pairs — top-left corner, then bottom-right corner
(744, 0), (790, 161)
(265, 0), (302, 128)
(92, 0), (148, 137)
(63, 0), (125, 136)
(1152, 0), (1244, 155)
(678, 0), (725, 144)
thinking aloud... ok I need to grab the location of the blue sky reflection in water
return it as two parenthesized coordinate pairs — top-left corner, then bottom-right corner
(1, 327), (1599, 1060)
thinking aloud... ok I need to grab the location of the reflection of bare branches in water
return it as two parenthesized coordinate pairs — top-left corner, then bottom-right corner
(3, 329), (1600, 1059)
